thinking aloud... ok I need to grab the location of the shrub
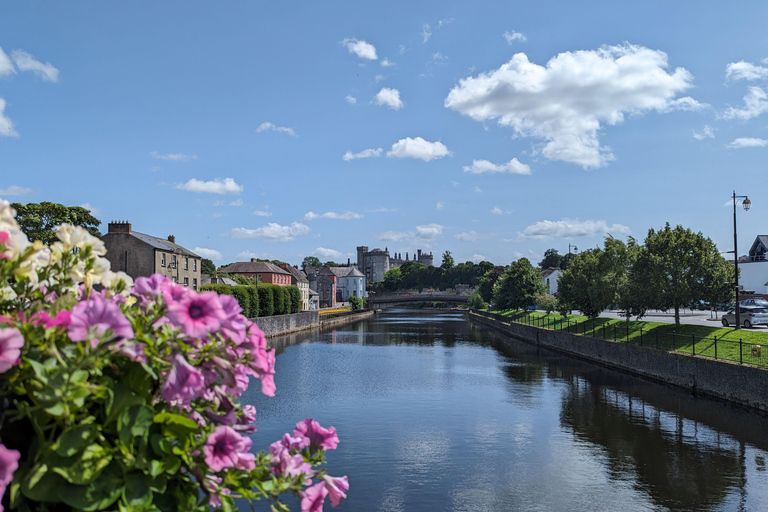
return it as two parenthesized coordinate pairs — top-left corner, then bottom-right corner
(0, 201), (348, 511)
(288, 285), (301, 313)
(349, 295), (363, 311)
(467, 291), (487, 309)
(257, 283), (274, 317)
(230, 285), (252, 317)
(245, 285), (260, 318)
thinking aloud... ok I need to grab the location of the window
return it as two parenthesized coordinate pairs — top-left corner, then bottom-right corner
(185, 257), (189, 270)
(161, 253), (166, 267)
(172, 276), (177, 284)
(193, 278), (198, 290)
(193, 260), (197, 271)
(172, 255), (177, 268)
(257, 274), (262, 282)
(184, 277), (189, 287)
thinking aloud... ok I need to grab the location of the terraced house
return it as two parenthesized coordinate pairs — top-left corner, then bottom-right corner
(218, 259), (292, 285)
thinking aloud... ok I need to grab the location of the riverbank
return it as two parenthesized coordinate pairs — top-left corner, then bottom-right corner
(469, 310), (768, 414)
(252, 309), (374, 337)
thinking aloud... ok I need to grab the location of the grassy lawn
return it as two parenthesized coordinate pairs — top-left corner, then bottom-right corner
(485, 309), (768, 368)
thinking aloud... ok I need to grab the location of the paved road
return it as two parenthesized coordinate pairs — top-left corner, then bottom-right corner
(596, 309), (767, 329)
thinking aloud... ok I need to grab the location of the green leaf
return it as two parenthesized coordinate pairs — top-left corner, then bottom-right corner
(28, 359), (49, 384)
(107, 383), (146, 425)
(221, 495), (236, 512)
(52, 443), (112, 485)
(123, 472), (153, 511)
(119, 405), (155, 446)
(57, 424), (99, 457)
(21, 463), (65, 502)
(58, 462), (124, 511)
(150, 433), (172, 455)
(43, 401), (67, 417)
(152, 412), (198, 431)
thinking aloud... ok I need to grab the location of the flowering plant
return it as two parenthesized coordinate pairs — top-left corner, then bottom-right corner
(0, 200), (347, 512)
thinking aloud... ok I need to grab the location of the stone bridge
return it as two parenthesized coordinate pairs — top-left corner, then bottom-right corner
(367, 292), (469, 309)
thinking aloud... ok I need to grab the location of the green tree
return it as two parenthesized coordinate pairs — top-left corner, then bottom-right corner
(382, 267), (403, 291)
(477, 266), (505, 303)
(557, 249), (606, 318)
(349, 295), (363, 311)
(12, 201), (101, 245)
(534, 292), (559, 314)
(467, 291), (487, 310)
(201, 258), (216, 275)
(538, 248), (563, 270)
(492, 258), (546, 311)
(440, 250), (454, 271)
(302, 256), (321, 269)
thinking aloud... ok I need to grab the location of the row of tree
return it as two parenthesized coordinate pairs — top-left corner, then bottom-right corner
(376, 251), (495, 292)
(484, 224), (734, 327)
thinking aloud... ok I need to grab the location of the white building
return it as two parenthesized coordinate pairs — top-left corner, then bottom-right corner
(542, 267), (563, 295)
(737, 236), (768, 295)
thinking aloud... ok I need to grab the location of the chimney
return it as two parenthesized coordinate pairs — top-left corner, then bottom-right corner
(251, 257), (258, 262)
(347, 258), (350, 265)
(108, 221), (132, 233)
(167, 235), (175, 243)
(418, 249), (422, 259)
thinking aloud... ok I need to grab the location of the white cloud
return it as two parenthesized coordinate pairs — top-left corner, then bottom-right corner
(0, 98), (18, 137)
(436, 201), (445, 210)
(0, 185), (32, 196)
(445, 44), (702, 169)
(0, 48), (16, 78)
(472, 254), (486, 263)
(378, 223), (444, 245)
(727, 137), (768, 149)
(463, 158), (531, 175)
(415, 223), (443, 241)
(194, 247), (223, 261)
(229, 199), (243, 206)
(421, 23), (432, 43)
(726, 61), (768, 81)
(503, 31), (527, 44)
(375, 87), (404, 110)
(438, 18), (454, 28)
(151, 151), (197, 161)
(381, 58), (395, 68)
(176, 177), (243, 195)
(303, 211), (363, 221)
(366, 207), (397, 213)
(455, 230), (481, 242)
(520, 218), (631, 239)
(314, 247), (343, 259)
(387, 137), (451, 161)
(226, 222), (311, 242)
(375, 74), (385, 83)
(256, 122), (297, 137)
(236, 250), (259, 260)
(342, 38), (378, 60)
(342, 148), (382, 161)
(491, 207), (503, 215)
(473, 186), (482, 193)
(252, 210), (272, 217)
(692, 125), (715, 140)
(11, 50), (59, 82)
(379, 230), (409, 242)
(79, 202), (100, 215)
(432, 52), (447, 63)
(721, 87), (768, 121)
(345, 95), (357, 105)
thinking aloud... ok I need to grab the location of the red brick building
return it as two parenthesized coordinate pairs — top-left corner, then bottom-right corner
(218, 259), (292, 285)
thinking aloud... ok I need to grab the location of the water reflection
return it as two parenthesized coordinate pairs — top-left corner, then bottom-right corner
(242, 309), (768, 511)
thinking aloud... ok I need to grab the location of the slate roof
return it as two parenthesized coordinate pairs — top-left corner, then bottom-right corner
(541, 267), (561, 279)
(327, 266), (363, 278)
(308, 288), (319, 297)
(749, 236), (768, 256)
(219, 261), (291, 275)
(126, 231), (201, 258)
(282, 265), (309, 283)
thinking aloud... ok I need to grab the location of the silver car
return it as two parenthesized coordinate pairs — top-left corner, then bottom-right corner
(722, 307), (768, 328)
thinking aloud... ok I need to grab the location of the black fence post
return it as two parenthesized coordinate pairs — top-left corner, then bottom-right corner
(626, 323), (629, 343)
(672, 330), (676, 350)
(602, 324), (606, 339)
(692, 333), (696, 356)
(567, 320), (570, 333)
(714, 335), (717, 359)
(640, 327), (643, 346)
(613, 323), (617, 341)
(740, 339), (743, 364)
(655, 329), (659, 350)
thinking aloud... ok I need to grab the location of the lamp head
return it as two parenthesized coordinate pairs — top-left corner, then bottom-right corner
(743, 198), (752, 211)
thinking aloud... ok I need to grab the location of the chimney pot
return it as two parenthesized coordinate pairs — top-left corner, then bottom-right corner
(108, 221), (132, 234)
(167, 235), (175, 243)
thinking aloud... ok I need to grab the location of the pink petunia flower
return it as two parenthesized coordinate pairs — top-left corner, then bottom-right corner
(294, 419), (339, 451)
(0, 328), (24, 373)
(133, 274), (170, 303)
(0, 443), (21, 512)
(161, 352), (204, 410)
(68, 295), (134, 348)
(166, 291), (226, 339)
(322, 475), (349, 507)
(300, 481), (329, 512)
(30, 310), (72, 329)
(217, 294), (248, 345)
(204, 426), (254, 472)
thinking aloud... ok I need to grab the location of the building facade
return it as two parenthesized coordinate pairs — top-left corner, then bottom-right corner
(329, 266), (366, 301)
(218, 259), (292, 285)
(356, 246), (434, 283)
(102, 221), (202, 289)
(281, 264), (310, 310)
(541, 268), (563, 295)
(737, 236), (768, 295)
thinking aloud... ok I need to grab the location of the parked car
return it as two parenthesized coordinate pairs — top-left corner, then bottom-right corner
(722, 307), (768, 328)
(739, 298), (768, 308)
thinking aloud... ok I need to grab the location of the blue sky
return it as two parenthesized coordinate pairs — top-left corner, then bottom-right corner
(2, 1), (768, 267)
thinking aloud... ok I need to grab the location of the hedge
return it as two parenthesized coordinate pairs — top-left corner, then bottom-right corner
(288, 286), (301, 313)
(257, 284), (274, 317)
(202, 283), (300, 317)
(245, 286), (260, 318)
(272, 284), (287, 315)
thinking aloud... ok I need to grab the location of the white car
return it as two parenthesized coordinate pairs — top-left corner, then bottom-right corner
(722, 307), (768, 328)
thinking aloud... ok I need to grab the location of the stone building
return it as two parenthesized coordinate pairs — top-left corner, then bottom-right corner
(280, 264), (310, 310)
(102, 221), (202, 289)
(218, 259), (292, 286)
(306, 267), (337, 308)
(328, 266), (366, 301)
(356, 246), (434, 283)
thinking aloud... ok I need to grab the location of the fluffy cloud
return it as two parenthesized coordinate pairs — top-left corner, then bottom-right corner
(314, 247), (344, 259)
(345, 95), (357, 105)
(455, 231), (481, 242)
(436, 201), (445, 210)
(342, 148), (382, 161)
(721, 87), (768, 121)
(0, 98), (17, 137)
(0, 48), (15, 78)
(381, 58), (395, 68)
(378, 223), (444, 246)
(11, 50), (59, 82)
(491, 207), (503, 215)
(445, 44), (702, 169)
(303, 211), (363, 221)
(726, 61), (768, 81)
(366, 207), (397, 213)
(0, 185), (32, 196)
(176, 178), (243, 195)
(194, 247), (223, 261)
(387, 137), (451, 161)
(256, 122), (297, 137)
(379, 230), (408, 242)
(414, 223), (443, 241)
(375, 87), (404, 110)
(692, 125), (715, 140)
(226, 222), (310, 242)
(472, 254), (486, 262)
(252, 210), (272, 217)
(79, 202), (100, 215)
(151, 151), (197, 161)
(520, 218), (631, 239)
(342, 38), (378, 60)
(503, 31), (526, 44)
(421, 24), (432, 43)
(463, 158), (531, 175)
(727, 137), (768, 149)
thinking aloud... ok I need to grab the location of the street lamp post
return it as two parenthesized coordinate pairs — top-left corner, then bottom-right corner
(568, 244), (578, 256)
(733, 190), (751, 330)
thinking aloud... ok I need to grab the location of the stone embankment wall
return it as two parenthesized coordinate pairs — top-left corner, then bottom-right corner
(470, 311), (768, 413)
(252, 310), (375, 338)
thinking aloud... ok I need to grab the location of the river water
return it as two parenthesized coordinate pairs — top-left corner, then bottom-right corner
(242, 309), (768, 512)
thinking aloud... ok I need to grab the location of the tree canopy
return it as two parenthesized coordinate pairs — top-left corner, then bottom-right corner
(538, 248), (563, 270)
(201, 258), (216, 275)
(493, 257), (546, 311)
(12, 202), (101, 245)
(302, 256), (321, 269)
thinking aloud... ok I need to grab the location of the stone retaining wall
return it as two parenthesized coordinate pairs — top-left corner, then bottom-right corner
(252, 311), (319, 338)
(470, 311), (768, 413)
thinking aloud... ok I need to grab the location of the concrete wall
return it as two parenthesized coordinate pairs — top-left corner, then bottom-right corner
(469, 311), (768, 413)
(103, 233), (155, 279)
(252, 311), (320, 337)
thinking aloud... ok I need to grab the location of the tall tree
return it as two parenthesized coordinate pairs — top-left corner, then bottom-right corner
(477, 266), (505, 302)
(12, 202), (101, 245)
(492, 258), (547, 311)
(557, 249), (606, 318)
(538, 248), (563, 269)
(302, 256), (321, 269)
(200, 258), (216, 275)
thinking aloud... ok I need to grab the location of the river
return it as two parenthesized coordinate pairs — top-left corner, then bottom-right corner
(241, 309), (768, 511)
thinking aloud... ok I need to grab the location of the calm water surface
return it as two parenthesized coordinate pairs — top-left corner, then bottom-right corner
(241, 309), (768, 512)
